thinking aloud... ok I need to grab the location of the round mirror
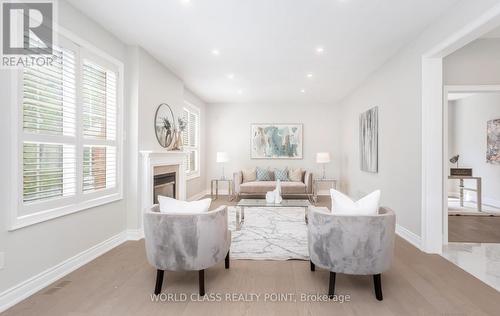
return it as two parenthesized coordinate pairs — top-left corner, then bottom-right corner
(154, 103), (176, 148)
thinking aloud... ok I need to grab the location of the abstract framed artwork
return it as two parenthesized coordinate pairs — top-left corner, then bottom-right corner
(359, 106), (378, 173)
(251, 124), (303, 159)
(487, 119), (500, 164)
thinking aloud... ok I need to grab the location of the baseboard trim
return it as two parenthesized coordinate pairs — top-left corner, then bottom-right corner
(187, 190), (210, 201)
(396, 224), (422, 250)
(0, 232), (127, 313)
(126, 229), (144, 241)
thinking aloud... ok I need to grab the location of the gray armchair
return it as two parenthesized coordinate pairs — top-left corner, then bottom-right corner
(307, 206), (395, 301)
(143, 205), (231, 296)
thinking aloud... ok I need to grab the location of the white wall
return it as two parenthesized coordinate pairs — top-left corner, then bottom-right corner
(337, 0), (500, 237)
(0, 0), (127, 295)
(448, 94), (500, 206)
(205, 103), (340, 188)
(444, 38), (500, 85)
(0, 0), (209, 303)
(125, 47), (208, 231)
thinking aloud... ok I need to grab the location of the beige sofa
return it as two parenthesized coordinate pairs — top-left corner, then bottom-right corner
(233, 169), (313, 198)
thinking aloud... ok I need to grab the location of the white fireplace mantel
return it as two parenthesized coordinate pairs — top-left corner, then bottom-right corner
(140, 150), (188, 222)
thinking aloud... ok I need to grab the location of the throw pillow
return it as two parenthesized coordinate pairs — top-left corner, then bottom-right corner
(242, 168), (257, 182)
(274, 168), (289, 181)
(330, 189), (380, 215)
(158, 196), (211, 214)
(256, 167), (273, 181)
(289, 168), (304, 182)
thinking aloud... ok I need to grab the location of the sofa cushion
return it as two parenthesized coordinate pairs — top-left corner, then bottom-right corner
(242, 168), (257, 182)
(274, 168), (289, 181)
(289, 168), (304, 182)
(256, 167), (273, 181)
(240, 181), (306, 194)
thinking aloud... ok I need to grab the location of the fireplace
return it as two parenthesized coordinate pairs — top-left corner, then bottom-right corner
(153, 172), (176, 204)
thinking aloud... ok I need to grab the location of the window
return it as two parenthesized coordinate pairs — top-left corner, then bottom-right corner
(14, 34), (122, 229)
(182, 104), (200, 179)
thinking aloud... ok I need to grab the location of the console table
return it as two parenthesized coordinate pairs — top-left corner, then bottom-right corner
(448, 176), (482, 212)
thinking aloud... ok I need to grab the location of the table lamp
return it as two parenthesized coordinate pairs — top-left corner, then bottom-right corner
(216, 152), (229, 180)
(316, 152), (331, 179)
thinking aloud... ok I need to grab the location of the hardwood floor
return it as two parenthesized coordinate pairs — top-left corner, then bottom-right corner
(448, 215), (500, 243)
(2, 196), (500, 316)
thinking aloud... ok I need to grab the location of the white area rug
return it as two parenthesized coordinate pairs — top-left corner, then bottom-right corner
(227, 207), (309, 260)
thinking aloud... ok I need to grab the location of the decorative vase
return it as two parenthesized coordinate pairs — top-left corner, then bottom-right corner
(169, 130), (183, 151)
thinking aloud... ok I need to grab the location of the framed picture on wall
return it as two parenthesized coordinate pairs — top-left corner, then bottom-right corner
(360, 106), (378, 173)
(250, 124), (303, 159)
(487, 118), (500, 164)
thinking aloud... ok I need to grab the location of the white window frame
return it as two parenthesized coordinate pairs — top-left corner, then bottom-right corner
(9, 26), (124, 230)
(183, 102), (200, 180)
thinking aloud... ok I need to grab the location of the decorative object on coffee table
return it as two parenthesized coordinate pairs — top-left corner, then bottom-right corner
(251, 123), (303, 159)
(216, 152), (229, 180)
(360, 106), (378, 173)
(316, 152), (331, 179)
(265, 179), (282, 204)
(154, 103), (176, 148)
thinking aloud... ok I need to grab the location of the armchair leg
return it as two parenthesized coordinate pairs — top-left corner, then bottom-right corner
(310, 261), (315, 271)
(154, 270), (164, 295)
(225, 251), (230, 269)
(328, 272), (336, 299)
(373, 274), (383, 301)
(199, 270), (205, 296)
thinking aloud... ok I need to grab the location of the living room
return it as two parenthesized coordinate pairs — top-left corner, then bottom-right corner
(1, 0), (500, 315)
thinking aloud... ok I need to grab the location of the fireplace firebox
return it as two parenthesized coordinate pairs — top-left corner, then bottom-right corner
(153, 172), (176, 204)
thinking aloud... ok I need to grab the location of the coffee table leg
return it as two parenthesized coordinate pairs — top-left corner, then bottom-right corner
(241, 206), (245, 223)
(304, 207), (308, 224)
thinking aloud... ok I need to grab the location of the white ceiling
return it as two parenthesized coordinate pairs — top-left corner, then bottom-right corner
(67, 0), (459, 104)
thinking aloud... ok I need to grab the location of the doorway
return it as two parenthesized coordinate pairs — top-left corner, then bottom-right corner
(443, 87), (500, 245)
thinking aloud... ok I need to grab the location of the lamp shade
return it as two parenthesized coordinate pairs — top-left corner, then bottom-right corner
(216, 152), (229, 163)
(316, 152), (331, 164)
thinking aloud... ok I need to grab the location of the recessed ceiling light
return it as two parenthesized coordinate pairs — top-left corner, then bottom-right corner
(307, 73), (313, 78)
(226, 73), (235, 79)
(300, 89), (306, 93)
(316, 47), (324, 54)
(211, 49), (220, 56)
(237, 89), (243, 94)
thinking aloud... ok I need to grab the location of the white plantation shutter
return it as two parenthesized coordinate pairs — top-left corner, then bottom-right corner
(23, 143), (76, 202)
(17, 34), (122, 224)
(22, 45), (77, 204)
(83, 146), (116, 192)
(81, 60), (118, 193)
(182, 105), (200, 176)
(182, 109), (189, 146)
(82, 60), (117, 140)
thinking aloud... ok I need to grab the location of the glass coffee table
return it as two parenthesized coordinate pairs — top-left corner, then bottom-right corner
(235, 199), (311, 229)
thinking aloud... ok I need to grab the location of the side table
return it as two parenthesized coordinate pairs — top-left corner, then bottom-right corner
(211, 179), (234, 201)
(312, 178), (338, 204)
